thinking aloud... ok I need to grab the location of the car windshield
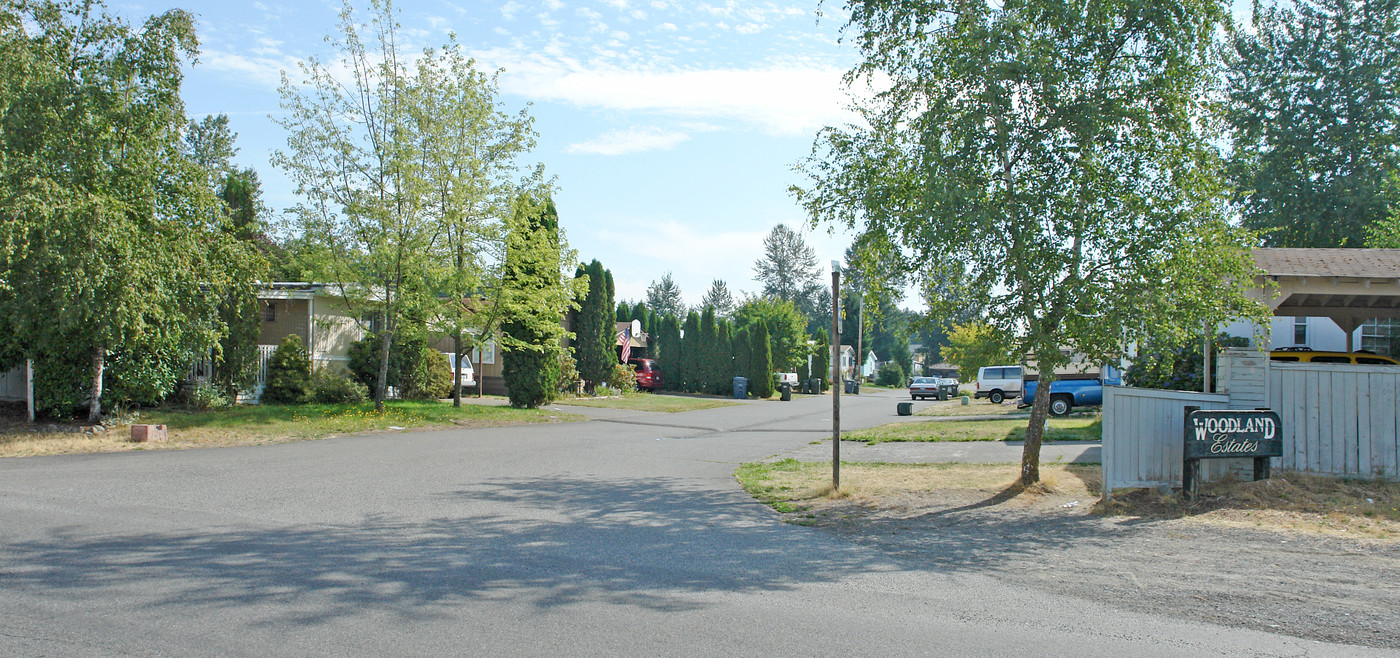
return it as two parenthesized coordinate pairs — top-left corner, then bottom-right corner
(912, 377), (934, 384)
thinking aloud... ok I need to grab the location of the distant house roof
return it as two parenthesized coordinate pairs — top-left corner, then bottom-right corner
(1254, 248), (1400, 279)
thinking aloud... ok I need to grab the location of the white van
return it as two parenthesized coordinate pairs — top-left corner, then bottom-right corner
(974, 365), (1023, 404)
(444, 352), (477, 390)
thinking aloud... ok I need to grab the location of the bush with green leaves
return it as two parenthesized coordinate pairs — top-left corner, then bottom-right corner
(557, 351), (580, 394)
(263, 334), (312, 404)
(311, 369), (369, 404)
(607, 363), (637, 394)
(400, 345), (452, 400)
(185, 382), (229, 410)
(1126, 334), (1249, 392)
(876, 361), (907, 387)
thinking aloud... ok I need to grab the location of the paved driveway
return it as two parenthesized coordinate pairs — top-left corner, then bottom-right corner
(0, 389), (1384, 656)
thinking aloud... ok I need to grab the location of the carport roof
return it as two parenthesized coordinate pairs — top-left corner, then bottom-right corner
(1254, 248), (1400, 279)
(1252, 249), (1400, 347)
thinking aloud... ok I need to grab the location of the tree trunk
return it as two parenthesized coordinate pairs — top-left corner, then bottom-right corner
(1020, 371), (1056, 486)
(375, 329), (392, 413)
(87, 345), (105, 424)
(452, 330), (462, 407)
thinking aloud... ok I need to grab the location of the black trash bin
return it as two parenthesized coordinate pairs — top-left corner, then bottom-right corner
(897, 401), (913, 416)
(732, 376), (749, 399)
(780, 383), (792, 401)
(844, 379), (855, 394)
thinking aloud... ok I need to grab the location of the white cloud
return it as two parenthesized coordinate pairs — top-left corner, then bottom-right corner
(477, 51), (855, 137)
(657, 22), (677, 31)
(501, 1), (523, 20)
(589, 218), (769, 298)
(199, 50), (303, 88)
(566, 127), (691, 155)
(544, 0), (565, 9)
(602, 0), (629, 8)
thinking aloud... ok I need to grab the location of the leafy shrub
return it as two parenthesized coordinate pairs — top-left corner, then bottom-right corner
(263, 334), (312, 404)
(607, 363), (637, 394)
(311, 369), (368, 404)
(186, 382), (229, 410)
(557, 351), (580, 394)
(401, 345), (452, 400)
(876, 362), (907, 387)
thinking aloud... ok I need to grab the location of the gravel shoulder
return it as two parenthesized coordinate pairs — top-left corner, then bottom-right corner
(749, 461), (1400, 650)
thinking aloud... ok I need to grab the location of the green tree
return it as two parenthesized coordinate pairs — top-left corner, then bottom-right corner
(795, 0), (1264, 484)
(749, 322), (774, 399)
(573, 259), (615, 391)
(499, 194), (579, 408)
(645, 272), (685, 318)
(941, 322), (1017, 382)
(1229, 0), (1400, 248)
(733, 297), (808, 374)
(699, 306), (720, 394)
(275, 0), (449, 412)
(409, 39), (536, 406)
(753, 224), (822, 308)
(0, 0), (260, 422)
(678, 311), (701, 392)
(700, 280), (736, 318)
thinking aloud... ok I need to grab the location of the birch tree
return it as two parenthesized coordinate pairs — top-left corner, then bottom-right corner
(275, 0), (437, 412)
(795, 0), (1266, 485)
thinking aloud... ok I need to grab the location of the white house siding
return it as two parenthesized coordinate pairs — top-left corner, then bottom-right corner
(1222, 316), (1358, 353)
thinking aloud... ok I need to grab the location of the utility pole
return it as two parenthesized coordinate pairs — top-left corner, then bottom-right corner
(831, 261), (841, 491)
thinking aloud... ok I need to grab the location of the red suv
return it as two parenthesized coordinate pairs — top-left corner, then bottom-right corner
(628, 358), (664, 391)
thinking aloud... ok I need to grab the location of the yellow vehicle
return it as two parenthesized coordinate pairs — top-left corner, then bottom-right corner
(1269, 348), (1400, 365)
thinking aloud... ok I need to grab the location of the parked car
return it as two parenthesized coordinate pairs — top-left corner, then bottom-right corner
(444, 353), (477, 389)
(1020, 371), (1123, 416)
(628, 358), (664, 391)
(774, 372), (800, 389)
(909, 376), (958, 400)
(1269, 348), (1400, 365)
(974, 365), (1023, 404)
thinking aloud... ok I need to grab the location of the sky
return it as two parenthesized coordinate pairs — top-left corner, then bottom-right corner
(155, 0), (866, 310)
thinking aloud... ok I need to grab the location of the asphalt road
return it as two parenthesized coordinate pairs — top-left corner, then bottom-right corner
(0, 389), (1388, 656)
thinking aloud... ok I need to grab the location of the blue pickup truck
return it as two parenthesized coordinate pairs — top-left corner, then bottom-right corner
(1019, 367), (1122, 416)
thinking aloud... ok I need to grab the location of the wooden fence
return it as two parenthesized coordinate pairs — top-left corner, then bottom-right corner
(1102, 387), (1230, 495)
(1269, 362), (1400, 479)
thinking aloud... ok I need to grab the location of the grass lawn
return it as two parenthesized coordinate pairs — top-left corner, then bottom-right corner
(914, 399), (1032, 417)
(845, 415), (1102, 444)
(0, 399), (583, 458)
(556, 391), (742, 413)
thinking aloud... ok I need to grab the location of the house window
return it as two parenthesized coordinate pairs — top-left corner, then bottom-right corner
(1293, 317), (1307, 345)
(263, 301), (276, 322)
(1361, 318), (1400, 356)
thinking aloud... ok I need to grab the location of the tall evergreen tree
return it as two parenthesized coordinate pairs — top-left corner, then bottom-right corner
(645, 272), (686, 318)
(749, 322), (774, 399)
(573, 259), (615, 391)
(679, 311), (702, 392)
(700, 280), (736, 318)
(499, 195), (576, 408)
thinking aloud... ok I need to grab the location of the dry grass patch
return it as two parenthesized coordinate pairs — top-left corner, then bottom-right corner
(0, 400), (583, 458)
(736, 459), (1099, 517)
(1100, 473), (1400, 539)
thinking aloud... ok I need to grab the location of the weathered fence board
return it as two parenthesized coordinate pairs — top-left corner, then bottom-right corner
(1267, 361), (1400, 480)
(1102, 386), (1229, 494)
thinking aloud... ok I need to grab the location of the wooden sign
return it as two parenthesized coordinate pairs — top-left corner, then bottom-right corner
(1182, 408), (1282, 499)
(1183, 409), (1283, 460)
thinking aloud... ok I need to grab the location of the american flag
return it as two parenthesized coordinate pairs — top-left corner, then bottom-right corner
(618, 327), (631, 363)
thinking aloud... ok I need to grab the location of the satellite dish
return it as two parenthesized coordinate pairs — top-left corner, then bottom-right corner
(631, 319), (642, 337)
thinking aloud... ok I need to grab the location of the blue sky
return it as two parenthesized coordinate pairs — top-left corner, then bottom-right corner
(164, 0), (864, 309)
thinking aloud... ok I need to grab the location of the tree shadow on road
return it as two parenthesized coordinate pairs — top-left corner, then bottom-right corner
(2, 475), (899, 625)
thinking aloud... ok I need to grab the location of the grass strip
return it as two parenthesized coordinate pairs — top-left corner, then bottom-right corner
(845, 416), (1101, 444)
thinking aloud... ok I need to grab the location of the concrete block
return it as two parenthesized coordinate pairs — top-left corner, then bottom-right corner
(131, 424), (167, 443)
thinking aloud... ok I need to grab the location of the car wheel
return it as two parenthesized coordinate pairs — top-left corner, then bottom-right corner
(1050, 397), (1071, 416)
(989, 390), (1004, 404)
